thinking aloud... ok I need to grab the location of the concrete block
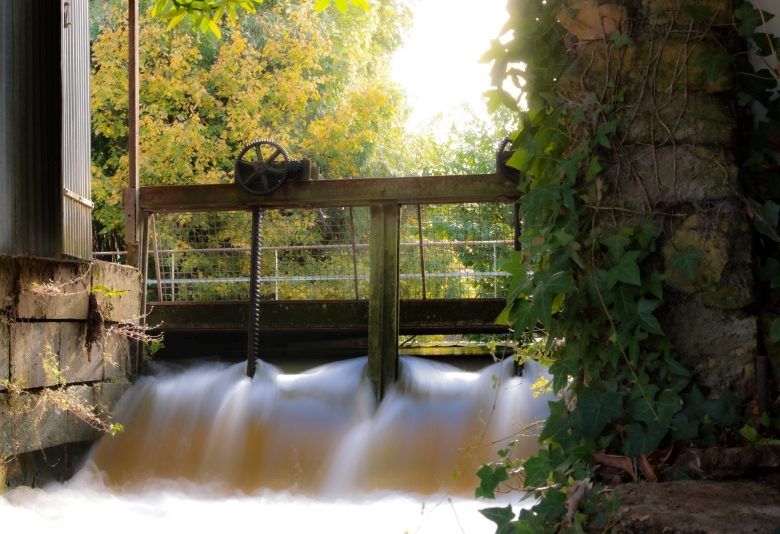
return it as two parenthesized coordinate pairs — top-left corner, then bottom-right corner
(0, 323), (8, 390)
(0, 255), (16, 312)
(9, 323), (62, 389)
(16, 258), (89, 320)
(99, 333), (131, 380)
(61, 323), (103, 384)
(92, 261), (142, 324)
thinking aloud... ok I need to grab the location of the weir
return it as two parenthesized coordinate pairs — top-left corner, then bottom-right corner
(87, 356), (552, 496)
(135, 171), (521, 399)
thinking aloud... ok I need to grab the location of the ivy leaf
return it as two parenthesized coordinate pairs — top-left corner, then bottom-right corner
(668, 246), (703, 279)
(574, 390), (623, 441)
(735, 2), (775, 38)
(314, 0), (331, 12)
(682, 3), (713, 23)
(693, 51), (733, 83)
(739, 423), (760, 443)
(334, 0), (349, 13)
(585, 156), (602, 180)
(657, 389), (683, 423)
(623, 422), (667, 456)
(509, 299), (537, 334)
(523, 450), (552, 488)
(610, 31), (633, 48)
(753, 200), (780, 241)
(475, 464), (509, 499)
(637, 298), (664, 335)
(752, 32), (780, 56)
(593, 120), (618, 149)
(485, 88), (520, 113)
(349, 0), (369, 10)
(770, 317), (780, 343)
(479, 505), (516, 534)
(606, 250), (641, 289)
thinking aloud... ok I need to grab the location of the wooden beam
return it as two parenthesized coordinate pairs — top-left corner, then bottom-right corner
(147, 299), (509, 334)
(139, 174), (520, 213)
(368, 202), (399, 401)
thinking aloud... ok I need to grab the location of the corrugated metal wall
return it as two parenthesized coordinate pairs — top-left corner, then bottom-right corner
(0, 0), (91, 259)
(61, 0), (92, 260)
(0, 1), (13, 253)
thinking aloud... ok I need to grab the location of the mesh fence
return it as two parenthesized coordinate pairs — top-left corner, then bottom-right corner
(145, 203), (514, 302)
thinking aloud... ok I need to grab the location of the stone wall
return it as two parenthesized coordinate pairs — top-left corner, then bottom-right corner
(558, 0), (761, 399)
(0, 256), (141, 459)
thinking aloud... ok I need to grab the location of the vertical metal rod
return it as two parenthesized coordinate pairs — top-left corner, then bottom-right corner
(416, 204), (427, 299)
(274, 250), (279, 300)
(493, 242), (498, 298)
(135, 211), (150, 377)
(125, 0), (141, 267)
(514, 203), (522, 252)
(246, 207), (264, 378)
(170, 251), (175, 302)
(150, 214), (163, 301)
(348, 207), (360, 299)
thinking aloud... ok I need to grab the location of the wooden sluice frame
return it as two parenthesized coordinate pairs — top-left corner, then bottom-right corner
(138, 173), (520, 399)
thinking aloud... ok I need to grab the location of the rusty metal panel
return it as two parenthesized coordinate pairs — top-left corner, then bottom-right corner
(61, 0), (92, 260)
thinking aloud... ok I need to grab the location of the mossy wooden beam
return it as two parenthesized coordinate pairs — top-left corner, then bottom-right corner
(368, 202), (400, 401)
(147, 299), (509, 333)
(138, 174), (519, 213)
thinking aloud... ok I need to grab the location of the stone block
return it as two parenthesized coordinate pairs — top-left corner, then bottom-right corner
(0, 255), (16, 312)
(99, 333), (131, 380)
(661, 205), (754, 308)
(558, 39), (732, 100)
(620, 93), (734, 146)
(64, 385), (101, 443)
(61, 323), (103, 384)
(9, 323), (62, 389)
(642, 0), (732, 26)
(0, 323), (8, 390)
(662, 297), (757, 394)
(92, 261), (142, 324)
(94, 380), (132, 417)
(0, 386), (103, 456)
(605, 145), (737, 211)
(16, 258), (89, 320)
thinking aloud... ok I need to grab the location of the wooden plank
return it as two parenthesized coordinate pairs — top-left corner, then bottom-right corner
(368, 203), (400, 400)
(147, 299), (509, 333)
(138, 174), (520, 213)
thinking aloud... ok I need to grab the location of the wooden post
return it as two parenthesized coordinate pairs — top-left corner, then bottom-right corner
(368, 202), (400, 401)
(124, 0), (141, 267)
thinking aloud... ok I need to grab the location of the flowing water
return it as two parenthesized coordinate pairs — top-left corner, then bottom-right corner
(1, 356), (551, 533)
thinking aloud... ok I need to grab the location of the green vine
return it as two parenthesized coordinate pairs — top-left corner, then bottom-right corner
(477, 0), (778, 531)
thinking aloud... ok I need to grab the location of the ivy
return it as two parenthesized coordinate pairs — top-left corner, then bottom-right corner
(475, 0), (771, 530)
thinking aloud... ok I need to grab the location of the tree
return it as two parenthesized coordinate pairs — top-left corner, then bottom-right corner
(91, 0), (412, 252)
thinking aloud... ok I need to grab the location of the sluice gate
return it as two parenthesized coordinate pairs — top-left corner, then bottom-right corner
(134, 172), (521, 397)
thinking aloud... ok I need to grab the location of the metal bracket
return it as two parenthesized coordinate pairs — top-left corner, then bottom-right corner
(63, 187), (93, 208)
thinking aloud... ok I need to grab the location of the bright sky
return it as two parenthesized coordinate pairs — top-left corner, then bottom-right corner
(391, 0), (509, 132)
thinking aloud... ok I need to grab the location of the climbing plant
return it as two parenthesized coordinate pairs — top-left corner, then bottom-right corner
(475, 0), (779, 531)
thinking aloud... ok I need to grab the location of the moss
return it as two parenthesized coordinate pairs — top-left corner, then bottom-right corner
(663, 214), (729, 292)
